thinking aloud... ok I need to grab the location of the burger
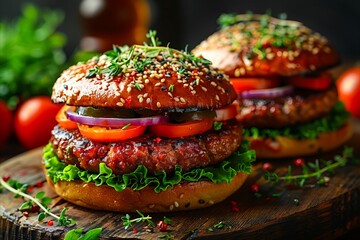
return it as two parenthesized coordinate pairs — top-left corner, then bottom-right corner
(192, 13), (353, 158)
(42, 32), (255, 212)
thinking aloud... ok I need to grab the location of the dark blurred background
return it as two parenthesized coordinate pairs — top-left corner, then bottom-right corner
(1, 0), (359, 60)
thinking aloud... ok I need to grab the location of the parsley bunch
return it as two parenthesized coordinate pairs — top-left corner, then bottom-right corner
(0, 4), (66, 109)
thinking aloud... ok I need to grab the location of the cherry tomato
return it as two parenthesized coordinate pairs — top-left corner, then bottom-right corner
(78, 124), (146, 142)
(149, 118), (213, 138)
(230, 77), (280, 93)
(214, 103), (238, 121)
(288, 72), (332, 90)
(0, 100), (13, 147)
(336, 66), (360, 118)
(56, 105), (78, 130)
(14, 96), (62, 149)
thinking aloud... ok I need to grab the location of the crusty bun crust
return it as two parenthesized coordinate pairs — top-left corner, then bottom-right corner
(249, 122), (353, 159)
(52, 52), (236, 110)
(193, 14), (340, 77)
(45, 171), (248, 212)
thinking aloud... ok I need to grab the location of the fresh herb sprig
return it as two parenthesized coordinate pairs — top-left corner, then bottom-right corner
(86, 30), (211, 78)
(264, 147), (354, 187)
(121, 210), (155, 230)
(0, 178), (75, 226)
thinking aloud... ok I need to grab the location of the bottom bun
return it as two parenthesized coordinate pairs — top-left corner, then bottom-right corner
(45, 171), (248, 212)
(249, 122), (353, 159)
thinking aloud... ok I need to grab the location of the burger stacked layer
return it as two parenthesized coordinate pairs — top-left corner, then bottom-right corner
(43, 37), (255, 212)
(193, 13), (353, 158)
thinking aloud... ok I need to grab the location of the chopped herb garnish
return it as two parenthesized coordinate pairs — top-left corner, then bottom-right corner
(134, 82), (142, 91)
(168, 84), (174, 92)
(206, 221), (232, 232)
(213, 121), (223, 131)
(121, 123), (131, 130)
(85, 30), (212, 78)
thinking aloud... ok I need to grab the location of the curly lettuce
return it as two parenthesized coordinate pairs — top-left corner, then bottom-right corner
(43, 141), (255, 193)
(243, 101), (350, 140)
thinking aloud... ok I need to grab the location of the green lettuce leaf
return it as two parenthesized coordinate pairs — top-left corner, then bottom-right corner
(43, 141), (255, 193)
(243, 101), (349, 140)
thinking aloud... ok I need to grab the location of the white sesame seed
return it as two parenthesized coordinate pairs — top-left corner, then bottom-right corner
(116, 102), (124, 107)
(167, 92), (173, 98)
(144, 79), (150, 84)
(155, 82), (161, 87)
(127, 87), (132, 93)
(216, 95), (220, 101)
(146, 98), (151, 104)
(180, 97), (186, 103)
(169, 205), (174, 211)
(179, 194), (184, 199)
(174, 97), (180, 102)
(157, 102), (161, 108)
(201, 87), (208, 92)
(139, 97), (143, 103)
(211, 81), (217, 87)
(174, 201), (179, 208)
(161, 78), (166, 83)
(120, 98), (125, 103)
(143, 93), (148, 98)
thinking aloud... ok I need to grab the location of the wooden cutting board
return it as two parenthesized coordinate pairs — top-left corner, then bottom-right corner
(1, 119), (360, 240)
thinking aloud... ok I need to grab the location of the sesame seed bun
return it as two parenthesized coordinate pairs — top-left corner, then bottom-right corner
(192, 14), (340, 78)
(51, 50), (236, 110)
(44, 169), (248, 212)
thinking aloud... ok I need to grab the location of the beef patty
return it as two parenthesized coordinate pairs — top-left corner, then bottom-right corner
(50, 121), (243, 175)
(236, 86), (338, 128)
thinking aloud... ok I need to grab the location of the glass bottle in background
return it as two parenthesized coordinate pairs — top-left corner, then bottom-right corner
(79, 0), (150, 53)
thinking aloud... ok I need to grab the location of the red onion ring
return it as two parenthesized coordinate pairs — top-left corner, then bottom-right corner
(239, 85), (294, 99)
(66, 109), (169, 127)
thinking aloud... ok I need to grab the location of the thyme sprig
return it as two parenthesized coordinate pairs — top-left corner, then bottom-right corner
(0, 178), (75, 226)
(121, 210), (155, 230)
(86, 30), (211, 78)
(264, 147), (354, 187)
(64, 227), (102, 240)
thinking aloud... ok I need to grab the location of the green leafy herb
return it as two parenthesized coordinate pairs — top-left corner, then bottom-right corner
(121, 210), (154, 230)
(43, 140), (255, 193)
(206, 221), (232, 232)
(264, 147), (353, 187)
(163, 217), (171, 225)
(0, 178), (75, 226)
(168, 84), (174, 92)
(0, 4), (66, 109)
(213, 121), (223, 131)
(243, 101), (349, 140)
(64, 228), (102, 240)
(146, 30), (162, 47)
(158, 233), (174, 239)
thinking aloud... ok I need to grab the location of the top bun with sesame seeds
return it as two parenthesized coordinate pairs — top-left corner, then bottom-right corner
(52, 44), (236, 111)
(192, 13), (340, 78)
(43, 31), (256, 213)
(193, 13), (352, 159)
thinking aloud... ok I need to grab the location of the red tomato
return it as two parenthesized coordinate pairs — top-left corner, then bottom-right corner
(230, 77), (280, 93)
(149, 118), (213, 138)
(336, 66), (360, 118)
(289, 72), (332, 90)
(0, 100), (13, 147)
(78, 124), (146, 142)
(56, 105), (78, 130)
(14, 96), (62, 149)
(215, 103), (238, 121)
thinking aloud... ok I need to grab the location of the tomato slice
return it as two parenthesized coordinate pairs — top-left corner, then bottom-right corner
(149, 118), (214, 138)
(230, 77), (280, 93)
(56, 105), (78, 130)
(215, 103), (238, 121)
(288, 72), (332, 90)
(78, 124), (146, 142)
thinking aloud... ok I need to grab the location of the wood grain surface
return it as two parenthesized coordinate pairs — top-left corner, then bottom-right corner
(1, 119), (360, 240)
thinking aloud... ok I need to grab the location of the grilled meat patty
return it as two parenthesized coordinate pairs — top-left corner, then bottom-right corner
(50, 121), (243, 175)
(236, 86), (338, 128)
